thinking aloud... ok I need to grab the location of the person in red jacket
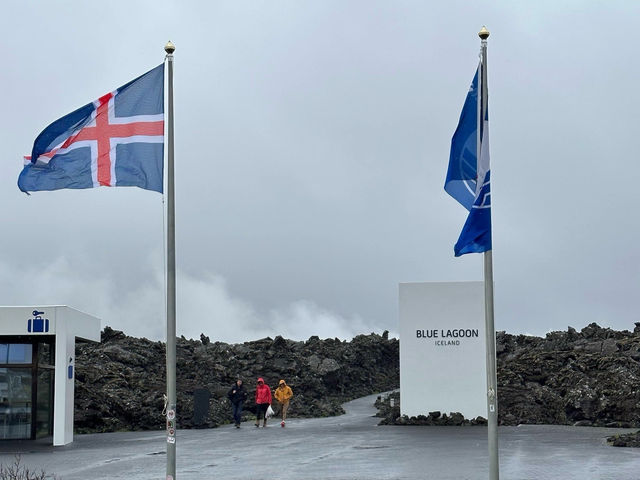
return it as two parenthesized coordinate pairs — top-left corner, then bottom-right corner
(254, 377), (272, 427)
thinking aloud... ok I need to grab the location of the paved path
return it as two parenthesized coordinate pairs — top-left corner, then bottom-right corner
(1, 394), (639, 479)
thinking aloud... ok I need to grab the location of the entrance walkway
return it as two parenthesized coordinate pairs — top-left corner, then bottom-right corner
(0, 393), (638, 479)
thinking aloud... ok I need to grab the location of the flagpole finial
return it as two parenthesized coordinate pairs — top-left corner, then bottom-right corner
(165, 41), (176, 55)
(478, 26), (490, 40)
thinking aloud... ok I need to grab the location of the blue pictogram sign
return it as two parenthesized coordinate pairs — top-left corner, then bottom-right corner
(27, 310), (49, 333)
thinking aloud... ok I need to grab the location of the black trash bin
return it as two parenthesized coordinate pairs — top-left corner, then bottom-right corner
(192, 388), (211, 428)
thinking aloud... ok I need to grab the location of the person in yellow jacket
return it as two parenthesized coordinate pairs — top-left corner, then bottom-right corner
(274, 379), (293, 427)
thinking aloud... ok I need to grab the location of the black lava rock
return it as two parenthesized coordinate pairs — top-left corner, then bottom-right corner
(74, 329), (399, 432)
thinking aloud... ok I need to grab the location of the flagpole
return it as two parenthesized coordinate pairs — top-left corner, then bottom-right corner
(479, 26), (499, 480)
(164, 40), (177, 480)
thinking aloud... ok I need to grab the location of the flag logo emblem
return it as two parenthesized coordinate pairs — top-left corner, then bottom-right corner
(445, 63), (492, 256)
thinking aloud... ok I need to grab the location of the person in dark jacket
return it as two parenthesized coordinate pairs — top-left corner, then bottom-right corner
(227, 379), (248, 428)
(254, 377), (272, 427)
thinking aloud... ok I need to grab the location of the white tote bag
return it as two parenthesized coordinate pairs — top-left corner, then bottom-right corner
(265, 405), (275, 418)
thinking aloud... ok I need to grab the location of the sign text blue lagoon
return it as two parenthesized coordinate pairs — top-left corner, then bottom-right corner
(416, 329), (479, 338)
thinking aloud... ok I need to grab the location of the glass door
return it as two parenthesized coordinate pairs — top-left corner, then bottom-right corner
(0, 341), (55, 441)
(0, 367), (32, 439)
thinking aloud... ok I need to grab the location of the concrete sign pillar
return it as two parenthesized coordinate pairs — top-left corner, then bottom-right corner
(399, 282), (486, 419)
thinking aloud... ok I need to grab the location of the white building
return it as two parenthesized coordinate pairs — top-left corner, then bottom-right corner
(0, 306), (100, 446)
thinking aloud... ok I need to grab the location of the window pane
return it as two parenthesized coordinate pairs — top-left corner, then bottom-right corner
(8, 345), (32, 364)
(36, 369), (52, 438)
(0, 368), (32, 439)
(0, 344), (33, 364)
(38, 342), (53, 366)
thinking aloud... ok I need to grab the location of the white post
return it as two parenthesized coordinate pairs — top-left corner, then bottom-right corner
(53, 326), (74, 446)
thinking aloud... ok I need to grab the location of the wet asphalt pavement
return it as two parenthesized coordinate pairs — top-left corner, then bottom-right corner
(0, 393), (638, 479)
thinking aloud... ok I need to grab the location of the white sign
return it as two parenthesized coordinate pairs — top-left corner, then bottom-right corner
(399, 282), (486, 419)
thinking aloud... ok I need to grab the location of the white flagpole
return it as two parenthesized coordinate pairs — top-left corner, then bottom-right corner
(164, 40), (177, 480)
(478, 26), (499, 480)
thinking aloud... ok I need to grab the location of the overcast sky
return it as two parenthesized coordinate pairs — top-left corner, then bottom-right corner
(1, 1), (639, 343)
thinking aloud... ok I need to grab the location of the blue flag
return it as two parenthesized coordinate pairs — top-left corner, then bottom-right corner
(19, 64), (164, 194)
(445, 64), (492, 256)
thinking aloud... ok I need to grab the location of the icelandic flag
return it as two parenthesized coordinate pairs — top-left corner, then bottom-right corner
(18, 64), (164, 194)
(445, 63), (492, 256)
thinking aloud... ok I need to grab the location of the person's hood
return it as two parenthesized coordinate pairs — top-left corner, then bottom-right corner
(257, 377), (264, 384)
(279, 379), (286, 386)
